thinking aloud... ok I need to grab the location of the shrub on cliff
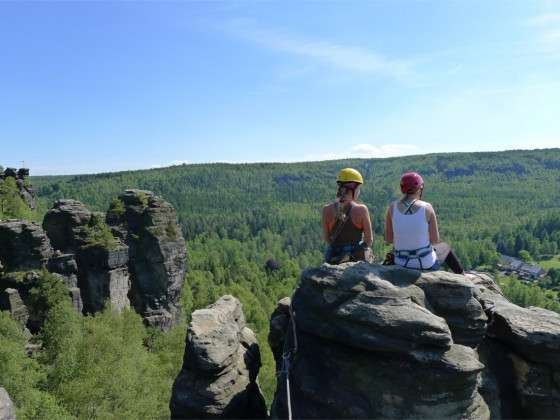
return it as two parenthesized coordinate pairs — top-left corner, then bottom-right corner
(0, 177), (35, 221)
(82, 213), (118, 250)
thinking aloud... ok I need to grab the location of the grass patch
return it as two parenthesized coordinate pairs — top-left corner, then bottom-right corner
(538, 255), (560, 270)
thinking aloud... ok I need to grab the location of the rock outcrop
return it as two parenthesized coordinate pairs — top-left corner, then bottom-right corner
(42, 199), (132, 314)
(0, 166), (36, 210)
(170, 295), (267, 419)
(107, 190), (187, 330)
(470, 272), (560, 418)
(48, 254), (83, 313)
(42, 199), (93, 253)
(270, 263), (488, 419)
(0, 221), (52, 271)
(0, 387), (16, 420)
(76, 245), (130, 313)
(2, 190), (186, 330)
(270, 264), (560, 419)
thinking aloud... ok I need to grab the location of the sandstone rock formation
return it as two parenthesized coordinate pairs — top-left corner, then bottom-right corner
(0, 387), (16, 420)
(170, 295), (267, 419)
(42, 199), (131, 314)
(42, 199), (93, 253)
(48, 254), (83, 313)
(107, 189), (187, 330)
(2, 191), (186, 329)
(0, 221), (52, 271)
(0, 166), (36, 210)
(76, 245), (130, 313)
(270, 263), (560, 419)
(470, 272), (560, 418)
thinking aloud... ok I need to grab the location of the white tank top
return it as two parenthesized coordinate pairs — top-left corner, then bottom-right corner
(392, 202), (437, 269)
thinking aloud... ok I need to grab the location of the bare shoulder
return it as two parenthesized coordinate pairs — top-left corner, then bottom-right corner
(417, 200), (433, 209)
(353, 203), (371, 215)
(420, 201), (436, 216)
(322, 202), (335, 216)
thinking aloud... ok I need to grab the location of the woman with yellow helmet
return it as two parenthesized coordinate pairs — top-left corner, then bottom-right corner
(321, 168), (374, 264)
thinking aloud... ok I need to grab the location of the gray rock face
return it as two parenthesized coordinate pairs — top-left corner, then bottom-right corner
(42, 199), (92, 253)
(0, 220), (53, 271)
(107, 189), (187, 330)
(0, 387), (16, 420)
(77, 245), (130, 313)
(0, 288), (29, 327)
(469, 272), (560, 418)
(170, 295), (267, 419)
(271, 263), (489, 419)
(269, 265), (560, 419)
(47, 254), (79, 288)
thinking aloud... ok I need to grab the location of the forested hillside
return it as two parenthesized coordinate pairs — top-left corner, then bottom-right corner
(33, 149), (560, 268)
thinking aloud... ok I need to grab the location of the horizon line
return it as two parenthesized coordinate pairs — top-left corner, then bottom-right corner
(21, 147), (560, 177)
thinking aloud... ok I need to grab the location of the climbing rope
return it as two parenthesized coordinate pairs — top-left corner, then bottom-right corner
(278, 300), (298, 420)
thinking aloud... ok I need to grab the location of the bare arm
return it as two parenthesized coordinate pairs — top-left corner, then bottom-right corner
(384, 205), (394, 244)
(321, 206), (331, 244)
(427, 204), (440, 244)
(359, 205), (373, 247)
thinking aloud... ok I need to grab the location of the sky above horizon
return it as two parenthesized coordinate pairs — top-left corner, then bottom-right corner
(1, 1), (559, 175)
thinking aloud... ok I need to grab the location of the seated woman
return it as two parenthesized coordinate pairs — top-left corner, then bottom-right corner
(322, 168), (373, 264)
(384, 172), (464, 274)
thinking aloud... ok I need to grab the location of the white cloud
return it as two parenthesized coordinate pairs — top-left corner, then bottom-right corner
(170, 160), (190, 166)
(294, 143), (421, 162)
(349, 143), (419, 158)
(227, 21), (413, 82)
(510, 137), (560, 150)
(149, 159), (190, 169)
(525, 13), (560, 54)
(527, 13), (560, 27)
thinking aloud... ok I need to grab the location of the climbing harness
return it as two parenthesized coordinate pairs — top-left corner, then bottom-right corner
(401, 198), (418, 214)
(278, 301), (298, 420)
(394, 244), (434, 270)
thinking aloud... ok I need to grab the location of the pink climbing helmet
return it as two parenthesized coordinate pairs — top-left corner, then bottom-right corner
(400, 172), (424, 194)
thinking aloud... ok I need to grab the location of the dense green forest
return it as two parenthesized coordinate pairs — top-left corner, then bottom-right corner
(2, 149), (560, 418)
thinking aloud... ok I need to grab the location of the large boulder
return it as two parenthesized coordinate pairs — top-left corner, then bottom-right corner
(42, 199), (92, 253)
(270, 263), (489, 419)
(0, 387), (16, 420)
(0, 220), (53, 271)
(107, 190), (187, 330)
(170, 295), (267, 419)
(76, 245), (130, 314)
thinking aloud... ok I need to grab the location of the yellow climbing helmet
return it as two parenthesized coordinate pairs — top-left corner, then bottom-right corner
(336, 168), (363, 184)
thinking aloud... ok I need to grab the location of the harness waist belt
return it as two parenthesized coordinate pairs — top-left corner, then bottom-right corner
(395, 244), (433, 259)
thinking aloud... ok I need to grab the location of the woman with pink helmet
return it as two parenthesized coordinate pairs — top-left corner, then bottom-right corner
(384, 172), (464, 273)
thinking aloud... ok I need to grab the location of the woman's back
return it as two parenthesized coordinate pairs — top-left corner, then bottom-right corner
(391, 200), (437, 269)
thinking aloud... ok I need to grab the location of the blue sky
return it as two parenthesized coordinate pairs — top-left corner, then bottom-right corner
(1, 1), (559, 175)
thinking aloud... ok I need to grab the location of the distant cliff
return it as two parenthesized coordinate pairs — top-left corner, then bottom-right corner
(0, 189), (186, 332)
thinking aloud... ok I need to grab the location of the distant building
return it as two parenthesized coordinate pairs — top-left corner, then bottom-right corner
(498, 254), (547, 280)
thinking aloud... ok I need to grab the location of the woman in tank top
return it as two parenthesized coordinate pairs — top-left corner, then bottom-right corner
(384, 172), (464, 273)
(322, 168), (373, 264)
